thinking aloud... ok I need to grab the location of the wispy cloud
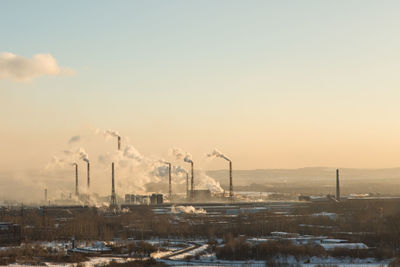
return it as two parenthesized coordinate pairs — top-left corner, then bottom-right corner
(0, 52), (75, 81)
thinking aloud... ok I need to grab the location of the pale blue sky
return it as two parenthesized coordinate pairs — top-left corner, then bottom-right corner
(1, 1), (400, 169)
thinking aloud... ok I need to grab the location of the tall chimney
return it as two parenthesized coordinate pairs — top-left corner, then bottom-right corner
(118, 136), (121, 150)
(87, 162), (90, 189)
(186, 173), (189, 199)
(110, 162), (117, 208)
(168, 163), (172, 200)
(229, 161), (233, 200)
(336, 169), (340, 201)
(44, 189), (47, 203)
(75, 163), (79, 196)
(191, 161), (194, 201)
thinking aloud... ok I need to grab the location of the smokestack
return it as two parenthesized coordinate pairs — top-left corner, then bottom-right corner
(229, 161), (233, 200)
(167, 163), (172, 200)
(118, 136), (121, 150)
(206, 149), (232, 200)
(87, 162), (90, 189)
(336, 169), (340, 201)
(110, 162), (117, 208)
(191, 161), (194, 201)
(186, 173), (189, 199)
(44, 189), (47, 203)
(74, 163), (79, 196)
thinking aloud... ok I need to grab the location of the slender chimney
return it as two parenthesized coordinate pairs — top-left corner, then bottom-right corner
(168, 163), (172, 200)
(229, 161), (233, 200)
(87, 162), (90, 189)
(191, 161), (194, 201)
(186, 173), (189, 199)
(44, 189), (47, 203)
(74, 163), (79, 196)
(118, 136), (121, 150)
(110, 162), (117, 208)
(336, 169), (340, 201)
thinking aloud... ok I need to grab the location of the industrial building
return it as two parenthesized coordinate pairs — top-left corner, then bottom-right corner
(0, 222), (21, 246)
(190, 189), (212, 201)
(124, 193), (163, 205)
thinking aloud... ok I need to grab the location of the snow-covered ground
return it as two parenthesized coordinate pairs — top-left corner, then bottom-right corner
(5, 257), (144, 267)
(169, 244), (208, 260)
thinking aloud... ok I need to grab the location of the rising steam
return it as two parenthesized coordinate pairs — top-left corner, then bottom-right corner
(41, 132), (224, 205)
(207, 148), (230, 162)
(104, 129), (120, 138)
(171, 205), (206, 214)
(170, 147), (193, 163)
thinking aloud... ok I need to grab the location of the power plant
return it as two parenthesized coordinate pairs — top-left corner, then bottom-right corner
(46, 134), (364, 210)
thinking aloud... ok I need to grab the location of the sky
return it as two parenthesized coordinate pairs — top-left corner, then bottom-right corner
(1, 0), (400, 174)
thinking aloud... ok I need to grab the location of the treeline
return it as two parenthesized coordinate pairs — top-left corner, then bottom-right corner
(215, 236), (393, 261)
(3, 199), (400, 252)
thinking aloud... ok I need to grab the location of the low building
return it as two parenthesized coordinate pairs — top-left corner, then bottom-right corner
(150, 194), (163, 205)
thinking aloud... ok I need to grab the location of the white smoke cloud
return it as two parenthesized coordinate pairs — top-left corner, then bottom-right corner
(42, 132), (223, 204)
(170, 147), (185, 160)
(61, 147), (89, 163)
(0, 52), (75, 81)
(169, 147), (222, 192)
(45, 156), (65, 170)
(207, 148), (231, 162)
(169, 147), (193, 163)
(123, 145), (143, 162)
(104, 129), (120, 138)
(196, 171), (223, 193)
(171, 205), (206, 214)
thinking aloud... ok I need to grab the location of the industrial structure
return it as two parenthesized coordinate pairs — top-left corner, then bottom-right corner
(74, 163), (78, 196)
(190, 161), (194, 200)
(229, 161), (233, 200)
(110, 162), (117, 210)
(87, 161), (90, 189)
(165, 162), (172, 200)
(186, 172), (189, 199)
(336, 169), (340, 202)
(123, 193), (163, 205)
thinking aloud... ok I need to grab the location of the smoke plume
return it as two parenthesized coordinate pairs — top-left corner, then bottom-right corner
(207, 148), (230, 162)
(103, 129), (120, 138)
(171, 205), (206, 214)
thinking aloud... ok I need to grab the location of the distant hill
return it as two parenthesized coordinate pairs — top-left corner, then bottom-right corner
(206, 167), (400, 195)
